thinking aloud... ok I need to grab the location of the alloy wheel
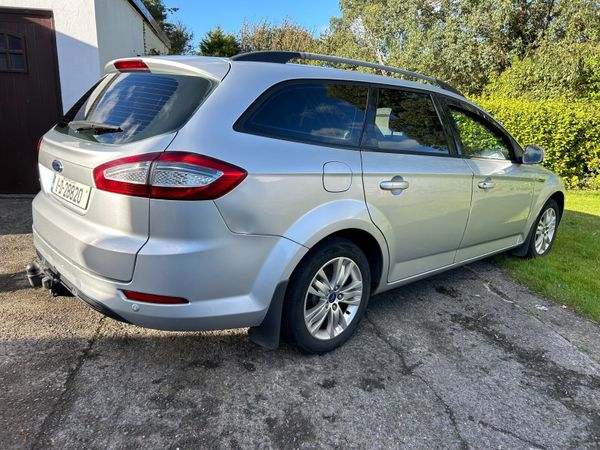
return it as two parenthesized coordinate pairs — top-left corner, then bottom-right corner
(534, 207), (557, 254)
(303, 257), (364, 340)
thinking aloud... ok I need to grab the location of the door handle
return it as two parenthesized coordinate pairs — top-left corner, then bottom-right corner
(380, 180), (409, 191)
(477, 179), (496, 190)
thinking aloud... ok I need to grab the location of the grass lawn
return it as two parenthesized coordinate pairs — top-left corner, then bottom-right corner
(494, 191), (600, 323)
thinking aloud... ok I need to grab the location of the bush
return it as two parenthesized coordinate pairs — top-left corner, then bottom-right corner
(474, 98), (600, 189)
(483, 43), (600, 101)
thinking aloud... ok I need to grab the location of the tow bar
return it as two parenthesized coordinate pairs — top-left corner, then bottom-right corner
(26, 261), (72, 296)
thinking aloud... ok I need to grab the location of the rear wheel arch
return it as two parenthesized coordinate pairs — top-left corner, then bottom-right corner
(281, 235), (373, 353)
(296, 228), (384, 293)
(249, 227), (386, 350)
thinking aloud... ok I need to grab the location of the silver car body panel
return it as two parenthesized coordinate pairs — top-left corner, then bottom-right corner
(35, 129), (177, 281)
(32, 56), (565, 330)
(34, 200), (307, 330)
(455, 158), (534, 262)
(362, 152), (473, 282)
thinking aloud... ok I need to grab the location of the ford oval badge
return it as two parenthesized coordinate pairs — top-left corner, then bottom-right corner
(52, 160), (63, 172)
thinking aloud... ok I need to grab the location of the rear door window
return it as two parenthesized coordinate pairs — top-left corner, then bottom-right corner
(56, 72), (215, 144)
(362, 88), (450, 155)
(238, 82), (369, 147)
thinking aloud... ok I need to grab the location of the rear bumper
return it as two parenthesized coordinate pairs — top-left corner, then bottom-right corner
(33, 224), (306, 331)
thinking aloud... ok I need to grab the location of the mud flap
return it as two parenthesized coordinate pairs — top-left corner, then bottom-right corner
(511, 212), (540, 257)
(248, 281), (288, 350)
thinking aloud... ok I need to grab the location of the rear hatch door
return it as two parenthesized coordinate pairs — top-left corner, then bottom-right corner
(35, 59), (224, 281)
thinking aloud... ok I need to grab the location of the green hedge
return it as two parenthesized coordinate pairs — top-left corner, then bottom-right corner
(473, 98), (600, 189)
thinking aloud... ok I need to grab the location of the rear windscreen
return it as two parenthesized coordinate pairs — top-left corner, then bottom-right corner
(55, 72), (215, 144)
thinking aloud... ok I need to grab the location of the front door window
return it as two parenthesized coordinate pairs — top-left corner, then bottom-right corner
(450, 108), (511, 160)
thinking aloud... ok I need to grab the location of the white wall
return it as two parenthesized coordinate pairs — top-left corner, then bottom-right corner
(95, 0), (144, 70)
(0, 0), (101, 112)
(143, 21), (169, 55)
(95, 0), (169, 71)
(0, 0), (169, 112)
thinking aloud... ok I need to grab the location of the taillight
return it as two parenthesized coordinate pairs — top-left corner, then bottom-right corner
(37, 136), (43, 154)
(93, 152), (247, 200)
(114, 59), (149, 72)
(122, 290), (188, 305)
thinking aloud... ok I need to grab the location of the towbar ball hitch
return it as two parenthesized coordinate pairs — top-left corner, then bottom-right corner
(26, 262), (43, 288)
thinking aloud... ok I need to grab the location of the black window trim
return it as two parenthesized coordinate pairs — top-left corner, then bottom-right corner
(233, 78), (373, 151)
(359, 86), (458, 158)
(437, 95), (523, 162)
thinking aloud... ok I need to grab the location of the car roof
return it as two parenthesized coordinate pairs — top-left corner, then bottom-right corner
(107, 54), (479, 111)
(106, 54), (518, 151)
(227, 58), (471, 104)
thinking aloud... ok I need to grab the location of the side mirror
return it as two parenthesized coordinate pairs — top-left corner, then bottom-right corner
(522, 145), (545, 164)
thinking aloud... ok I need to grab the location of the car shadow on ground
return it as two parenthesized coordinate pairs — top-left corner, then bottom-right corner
(0, 271), (31, 294)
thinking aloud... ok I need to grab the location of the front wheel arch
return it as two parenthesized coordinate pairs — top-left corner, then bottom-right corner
(512, 195), (561, 258)
(549, 191), (564, 223)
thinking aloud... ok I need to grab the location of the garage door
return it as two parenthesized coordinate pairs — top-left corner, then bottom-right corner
(0, 9), (61, 194)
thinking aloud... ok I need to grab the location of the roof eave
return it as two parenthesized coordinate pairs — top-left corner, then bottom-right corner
(128, 0), (171, 50)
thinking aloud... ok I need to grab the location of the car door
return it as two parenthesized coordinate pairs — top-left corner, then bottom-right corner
(441, 99), (534, 262)
(361, 87), (473, 283)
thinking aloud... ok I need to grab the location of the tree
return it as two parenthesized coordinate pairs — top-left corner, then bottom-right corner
(239, 19), (319, 53)
(142, 0), (194, 55)
(142, 0), (178, 24)
(326, 0), (600, 96)
(199, 27), (241, 57)
(163, 21), (195, 55)
(484, 42), (600, 100)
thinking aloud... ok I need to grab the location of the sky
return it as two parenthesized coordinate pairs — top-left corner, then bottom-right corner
(167, 0), (341, 41)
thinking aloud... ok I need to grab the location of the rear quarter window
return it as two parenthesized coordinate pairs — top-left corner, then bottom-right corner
(56, 72), (215, 144)
(237, 82), (369, 147)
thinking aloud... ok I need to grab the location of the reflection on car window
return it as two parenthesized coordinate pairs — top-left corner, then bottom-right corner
(243, 83), (369, 146)
(450, 109), (511, 160)
(55, 72), (214, 144)
(363, 89), (449, 154)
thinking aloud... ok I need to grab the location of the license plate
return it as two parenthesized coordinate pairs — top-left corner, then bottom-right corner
(51, 173), (91, 210)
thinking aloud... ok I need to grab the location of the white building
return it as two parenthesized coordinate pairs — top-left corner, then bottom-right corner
(0, 0), (170, 193)
(1, 0), (170, 110)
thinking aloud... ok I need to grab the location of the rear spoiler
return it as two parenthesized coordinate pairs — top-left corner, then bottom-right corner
(104, 56), (230, 81)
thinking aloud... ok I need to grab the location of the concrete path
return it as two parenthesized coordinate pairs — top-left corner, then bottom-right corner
(1, 199), (599, 449)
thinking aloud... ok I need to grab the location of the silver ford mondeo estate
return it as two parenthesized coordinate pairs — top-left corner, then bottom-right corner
(31, 51), (565, 353)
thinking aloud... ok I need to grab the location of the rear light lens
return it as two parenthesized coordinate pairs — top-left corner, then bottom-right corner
(94, 153), (158, 197)
(114, 59), (149, 72)
(93, 152), (247, 200)
(122, 290), (188, 305)
(37, 136), (43, 154)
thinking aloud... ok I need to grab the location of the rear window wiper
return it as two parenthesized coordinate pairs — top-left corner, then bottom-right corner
(68, 120), (123, 135)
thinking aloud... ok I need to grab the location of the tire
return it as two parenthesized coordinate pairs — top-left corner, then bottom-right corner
(283, 238), (371, 354)
(522, 198), (560, 258)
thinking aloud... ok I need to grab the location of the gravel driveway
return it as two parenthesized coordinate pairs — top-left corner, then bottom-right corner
(1, 198), (599, 449)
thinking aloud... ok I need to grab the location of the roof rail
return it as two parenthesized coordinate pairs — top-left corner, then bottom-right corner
(230, 51), (463, 97)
